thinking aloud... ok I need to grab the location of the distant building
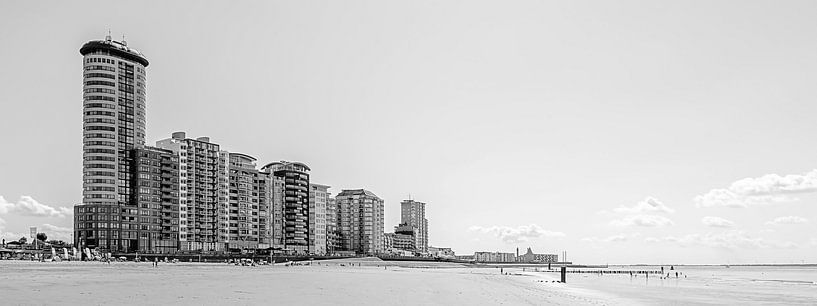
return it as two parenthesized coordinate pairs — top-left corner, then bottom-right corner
(455, 255), (474, 261)
(336, 189), (384, 255)
(389, 229), (415, 252)
(400, 200), (428, 253)
(130, 147), (180, 253)
(308, 184), (330, 255)
(517, 247), (558, 263)
(225, 153), (269, 251)
(261, 161), (311, 255)
(325, 197), (340, 254)
(474, 251), (516, 263)
(383, 232), (394, 249)
(428, 246), (455, 258)
(75, 36), (149, 252)
(155, 132), (229, 252)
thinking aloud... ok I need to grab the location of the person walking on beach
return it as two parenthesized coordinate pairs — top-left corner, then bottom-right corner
(153, 257), (158, 268)
(500, 268), (503, 274)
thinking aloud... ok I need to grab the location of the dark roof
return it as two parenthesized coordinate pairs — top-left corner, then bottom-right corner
(337, 189), (380, 199)
(80, 39), (149, 67)
(261, 161), (311, 172)
(230, 152), (257, 162)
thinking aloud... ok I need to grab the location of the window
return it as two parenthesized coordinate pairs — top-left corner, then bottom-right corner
(84, 111), (115, 117)
(84, 125), (115, 132)
(85, 80), (116, 87)
(86, 163), (115, 169)
(84, 88), (116, 94)
(84, 72), (115, 79)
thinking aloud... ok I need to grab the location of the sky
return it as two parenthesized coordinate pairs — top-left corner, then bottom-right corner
(1, 0), (816, 264)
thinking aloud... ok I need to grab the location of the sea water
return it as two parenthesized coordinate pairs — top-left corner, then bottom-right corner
(564, 265), (817, 305)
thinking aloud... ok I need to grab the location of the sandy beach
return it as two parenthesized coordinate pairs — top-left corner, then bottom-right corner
(0, 259), (628, 306)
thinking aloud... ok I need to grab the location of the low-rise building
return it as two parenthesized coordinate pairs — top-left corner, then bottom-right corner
(336, 189), (385, 255)
(474, 251), (516, 262)
(517, 247), (558, 263)
(428, 246), (455, 258)
(455, 255), (474, 261)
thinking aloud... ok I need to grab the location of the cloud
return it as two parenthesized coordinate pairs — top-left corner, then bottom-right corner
(644, 231), (796, 249)
(765, 216), (808, 226)
(610, 215), (674, 227)
(695, 170), (817, 208)
(40, 224), (73, 241)
(582, 233), (638, 243)
(0, 195), (72, 218)
(469, 224), (565, 243)
(612, 197), (675, 214)
(701, 216), (735, 228)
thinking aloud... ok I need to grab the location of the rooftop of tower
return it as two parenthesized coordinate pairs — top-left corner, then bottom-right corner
(337, 189), (381, 199)
(261, 161), (311, 172)
(80, 37), (149, 67)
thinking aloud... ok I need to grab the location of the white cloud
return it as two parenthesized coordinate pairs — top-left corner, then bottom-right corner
(40, 224), (73, 241)
(695, 170), (817, 208)
(701, 216), (735, 228)
(0, 195), (72, 218)
(644, 231), (797, 249)
(469, 224), (565, 243)
(610, 215), (673, 227)
(582, 233), (638, 243)
(765, 216), (808, 225)
(612, 197), (675, 214)
(730, 170), (817, 194)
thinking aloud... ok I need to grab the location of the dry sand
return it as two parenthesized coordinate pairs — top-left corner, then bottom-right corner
(0, 259), (630, 305)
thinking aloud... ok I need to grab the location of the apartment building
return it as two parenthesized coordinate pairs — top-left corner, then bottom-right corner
(155, 132), (229, 252)
(75, 35), (149, 251)
(308, 184), (329, 255)
(336, 189), (384, 255)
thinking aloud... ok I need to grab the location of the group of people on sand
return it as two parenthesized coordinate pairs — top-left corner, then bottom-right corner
(657, 266), (686, 279)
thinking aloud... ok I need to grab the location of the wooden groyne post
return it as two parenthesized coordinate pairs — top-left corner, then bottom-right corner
(560, 266), (566, 283)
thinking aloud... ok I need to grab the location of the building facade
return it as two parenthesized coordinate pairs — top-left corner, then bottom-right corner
(226, 153), (268, 251)
(155, 132), (229, 252)
(261, 161), (310, 254)
(325, 197), (340, 254)
(428, 246), (455, 258)
(308, 184), (329, 255)
(474, 251), (517, 263)
(130, 147), (179, 253)
(400, 200), (428, 253)
(336, 189), (384, 255)
(76, 35), (149, 251)
(517, 247), (558, 263)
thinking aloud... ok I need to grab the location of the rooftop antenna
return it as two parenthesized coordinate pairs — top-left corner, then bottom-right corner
(105, 29), (112, 41)
(122, 34), (127, 46)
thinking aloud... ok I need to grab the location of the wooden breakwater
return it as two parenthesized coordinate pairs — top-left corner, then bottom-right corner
(519, 267), (667, 283)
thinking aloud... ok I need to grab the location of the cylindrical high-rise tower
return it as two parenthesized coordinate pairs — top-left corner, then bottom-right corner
(76, 34), (148, 251)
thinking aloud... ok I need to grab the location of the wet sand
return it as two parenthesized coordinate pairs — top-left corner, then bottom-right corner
(0, 260), (625, 305)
